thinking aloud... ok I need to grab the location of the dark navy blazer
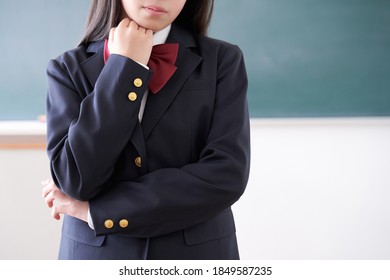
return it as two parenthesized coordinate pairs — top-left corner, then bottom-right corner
(46, 23), (250, 260)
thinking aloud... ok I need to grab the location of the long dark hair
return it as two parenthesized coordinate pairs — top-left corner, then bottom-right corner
(79, 0), (214, 45)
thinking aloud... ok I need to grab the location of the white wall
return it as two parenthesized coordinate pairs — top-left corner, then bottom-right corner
(0, 149), (60, 259)
(1, 118), (389, 260)
(236, 118), (390, 259)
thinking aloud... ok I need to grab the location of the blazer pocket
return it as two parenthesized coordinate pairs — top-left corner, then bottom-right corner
(184, 208), (236, 246)
(62, 215), (106, 247)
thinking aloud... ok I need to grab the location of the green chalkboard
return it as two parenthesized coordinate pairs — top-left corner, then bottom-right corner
(211, 0), (390, 117)
(0, 0), (389, 120)
(0, 0), (90, 120)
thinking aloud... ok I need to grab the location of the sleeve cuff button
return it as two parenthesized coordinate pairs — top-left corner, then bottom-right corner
(133, 78), (143, 88)
(104, 219), (114, 229)
(119, 219), (129, 228)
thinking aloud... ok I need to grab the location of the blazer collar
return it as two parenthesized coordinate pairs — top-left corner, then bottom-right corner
(166, 23), (197, 48)
(80, 42), (104, 89)
(81, 24), (202, 139)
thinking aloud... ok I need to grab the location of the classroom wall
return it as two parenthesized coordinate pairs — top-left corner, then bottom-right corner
(0, 0), (389, 261)
(1, 118), (389, 260)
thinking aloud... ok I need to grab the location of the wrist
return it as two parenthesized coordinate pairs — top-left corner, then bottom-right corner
(73, 201), (89, 222)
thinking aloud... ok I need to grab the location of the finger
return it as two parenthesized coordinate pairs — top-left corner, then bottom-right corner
(45, 187), (66, 208)
(118, 18), (130, 28)
(51, 206), (61, 220)
(140, 27), (148, 34)
(44, 190), (56, 208)
(109, 27), (115, 42)
(129, 20), (139, 30)
(41, 179), (50, 186)
(146, 29), (153, 36)
(42, 180), (56, 198)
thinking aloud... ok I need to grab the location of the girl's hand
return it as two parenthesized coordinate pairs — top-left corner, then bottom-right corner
(108, 18), (153, 65)
(41, 179), (89, 222)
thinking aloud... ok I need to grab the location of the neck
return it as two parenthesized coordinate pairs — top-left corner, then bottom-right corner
(153, 25), (171, 46)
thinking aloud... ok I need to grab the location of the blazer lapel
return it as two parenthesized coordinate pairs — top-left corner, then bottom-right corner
(141, 25), (202, 139)
(80, 41), (105, 88)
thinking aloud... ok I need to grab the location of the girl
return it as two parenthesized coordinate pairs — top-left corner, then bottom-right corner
(42, 0), (250, 260)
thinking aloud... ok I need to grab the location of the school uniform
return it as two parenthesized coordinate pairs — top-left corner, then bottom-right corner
(46, 22), (250, 260)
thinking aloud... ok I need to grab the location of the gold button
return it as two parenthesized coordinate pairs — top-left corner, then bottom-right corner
(128, 92), (137, 102)
(119, 219), (129, 228)
(104, 219), (114, 229)
(134, 78), (143, 88)
(134, 156), (142, 168)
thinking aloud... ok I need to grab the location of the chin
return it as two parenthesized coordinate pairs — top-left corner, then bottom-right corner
(138, 20), (168, 32)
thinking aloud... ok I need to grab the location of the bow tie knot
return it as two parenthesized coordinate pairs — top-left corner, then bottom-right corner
(103, 40), (179, 94)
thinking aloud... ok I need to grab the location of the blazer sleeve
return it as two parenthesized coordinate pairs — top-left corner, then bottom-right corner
(89, 44), (251, 237)
(46, 53), (152, 200)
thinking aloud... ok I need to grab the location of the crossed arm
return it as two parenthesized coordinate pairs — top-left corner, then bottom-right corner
(42, 19), (153, 223)
(42, 179), (88, 222)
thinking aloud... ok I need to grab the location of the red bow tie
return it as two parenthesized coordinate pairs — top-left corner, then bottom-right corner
(103, 40), (179, 94)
